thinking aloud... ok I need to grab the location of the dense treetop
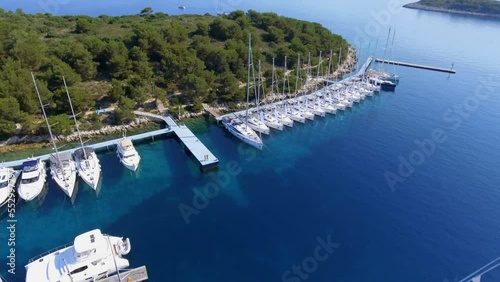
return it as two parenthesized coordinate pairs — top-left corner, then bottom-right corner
(0, 8), (349, 137)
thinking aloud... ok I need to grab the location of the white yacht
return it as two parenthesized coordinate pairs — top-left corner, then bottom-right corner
(17, 158), (47, 202)
(50, 152), (78, 198)
(25, 229), (131, 282)
(274, 108), (294, 127)
(74, 147), (101, 190)
(242, 114), (270, 135)
(0, 167), (20, 209)
(262, 111), (284, 131)
(295, 102), (315, 120)
(32, 72), (77, 199)
(63, 77), (102, 190)
(222, 117), (263, 150)
(117, 138), (141, 171)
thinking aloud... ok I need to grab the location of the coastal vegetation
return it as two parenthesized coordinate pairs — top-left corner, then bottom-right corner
(0, 8), (349, 139)
(404, 0), (500, 17)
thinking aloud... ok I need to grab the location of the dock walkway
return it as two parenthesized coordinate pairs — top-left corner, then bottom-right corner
(2, 111), (218, 171)
(375, 58), (456, 73)
(1, 128), (172, 168)
(97, 266), (148, 282)
(134, 111), (219, 171)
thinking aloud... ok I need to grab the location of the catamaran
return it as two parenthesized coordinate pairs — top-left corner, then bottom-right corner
(25, 229), (131, 282)
(0, 167), (20, 209)
(63, 77), (101, 190)
(17, 158), (47, 202)
(32, 73), (77, 199)
(117, 137), (141, 171)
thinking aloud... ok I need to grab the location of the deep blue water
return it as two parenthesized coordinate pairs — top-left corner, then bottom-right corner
(1, 1), (500, 281)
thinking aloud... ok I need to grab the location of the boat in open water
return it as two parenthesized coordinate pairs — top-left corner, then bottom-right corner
(25, 229), (131, 282)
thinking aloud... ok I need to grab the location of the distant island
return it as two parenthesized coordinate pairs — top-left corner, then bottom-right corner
(404, 0), (500, 18)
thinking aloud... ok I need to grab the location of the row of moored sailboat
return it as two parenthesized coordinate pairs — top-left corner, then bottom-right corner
(222, 36), (385, 150)
(0, 74), (141, 207)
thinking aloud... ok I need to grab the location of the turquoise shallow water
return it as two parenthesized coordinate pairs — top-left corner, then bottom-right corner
(1, 0), (500, 281)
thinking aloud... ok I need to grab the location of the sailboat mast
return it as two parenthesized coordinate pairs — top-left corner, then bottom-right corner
(245, 34), (251, 129)
(282, 56), (287, 99)
(327, 49), (333, 79)
(31, 72), (62, 166)
(63, 76), (86, 159)
(295, 54), (300, 98)
(336, 47), (342, 82)
(271, 58), (276, 102)
(317, 51), (322, 78)
(380, 27), (392, 70)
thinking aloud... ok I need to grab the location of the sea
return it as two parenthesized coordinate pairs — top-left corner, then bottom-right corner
(1, 0), (500, 281)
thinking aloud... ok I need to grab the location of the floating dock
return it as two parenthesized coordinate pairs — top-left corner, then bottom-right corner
(97, 266), (148, 282)
(375, 58), (456, 73)
(1, 111), (218, 172)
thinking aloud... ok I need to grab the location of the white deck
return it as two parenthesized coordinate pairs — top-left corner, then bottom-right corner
(174, 125), (219, 170)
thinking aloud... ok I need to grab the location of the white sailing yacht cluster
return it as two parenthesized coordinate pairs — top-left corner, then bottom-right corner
(8, 74), (142, 204)
(221, 38), (386, 150)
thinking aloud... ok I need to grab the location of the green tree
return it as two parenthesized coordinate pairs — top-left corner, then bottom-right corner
(108, 79), (125, 103)
(140, 7), (154, 15)
(19, 113), (39, 135)
(0, 119), (16, 136)
(0, 97), (21, 121)
(42, 57), (82, 91)
(129, 46), (153, 80)
(114, 96), (136, 124)
(75, 17), (94, 34)
(106, 40), (132, 79)
(179, 74), (209, 102)
(47, 114), (73, 135)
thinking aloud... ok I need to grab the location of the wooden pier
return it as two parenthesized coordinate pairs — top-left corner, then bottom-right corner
(97, 266), (148, 282)
(375, 58), (456, 73)
(202, 103), (220, 118)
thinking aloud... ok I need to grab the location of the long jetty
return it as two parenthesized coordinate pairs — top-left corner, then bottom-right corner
(374, 58), (456, 73)
(2, 111), (218, 172)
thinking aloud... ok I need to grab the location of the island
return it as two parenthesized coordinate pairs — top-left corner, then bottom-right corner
(404, 0), (500, 18)
(0, 8), (352, 156)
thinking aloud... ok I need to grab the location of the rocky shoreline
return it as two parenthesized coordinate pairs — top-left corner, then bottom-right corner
(0, 118), (151, 147)
(404, 2), (500, 19)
